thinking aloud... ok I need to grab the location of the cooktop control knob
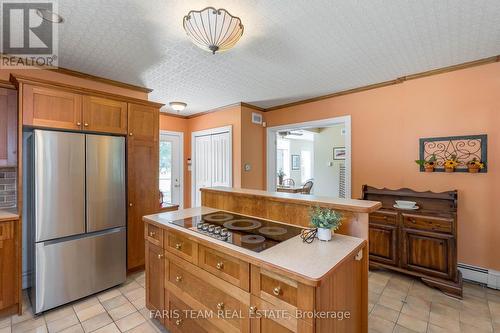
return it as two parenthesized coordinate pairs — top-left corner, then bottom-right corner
(220, 228), (228, 237)
(201, 223), (210, 231)
(214, 226), (221, 235)
(196, 223), (203, 230)
(208, 224), (215, 233)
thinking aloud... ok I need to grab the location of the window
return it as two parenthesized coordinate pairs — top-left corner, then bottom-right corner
(159, 140), (172, 203)
(301, 150), (312, 183)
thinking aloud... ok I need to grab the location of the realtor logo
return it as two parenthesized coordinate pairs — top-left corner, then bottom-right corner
(1, 1), (59, 68)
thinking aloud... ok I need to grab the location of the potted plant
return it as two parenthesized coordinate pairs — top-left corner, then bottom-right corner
(415, 154), (437, 172)
(444, 155), (459, 173)
(309, 206), (343, 241)
(467, 158), (485, 173)
(277, 169), (286, 185)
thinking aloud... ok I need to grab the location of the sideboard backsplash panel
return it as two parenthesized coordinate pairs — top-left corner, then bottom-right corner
(0, 167), (16, 208)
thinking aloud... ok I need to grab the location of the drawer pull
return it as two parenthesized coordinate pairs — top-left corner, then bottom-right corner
(409, 219), (416, 223)
(76, 122), (81, 126)
(216, 262), (224, 270)
(249, 306), (257, 315)
(175, 275), (182, 282)
(149, 231), (156, 237)
(175, 243), (182, 250)
(175, 319), (182, 326)
(216, 302), (225, 310)
(273, 286), (281, 296)
(84, 123), (89, 127)
(157, 254), (164, 259)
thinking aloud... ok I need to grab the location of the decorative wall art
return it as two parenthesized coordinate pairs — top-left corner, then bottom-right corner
(291, 155), (300, 170)
(333, 147), (346, 160)
(419, 135), (487, 173)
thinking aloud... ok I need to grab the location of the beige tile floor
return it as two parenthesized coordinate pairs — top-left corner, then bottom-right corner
(1, 269), (499, 333)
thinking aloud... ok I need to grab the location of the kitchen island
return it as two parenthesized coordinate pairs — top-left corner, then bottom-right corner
(143, 188), (381, 333)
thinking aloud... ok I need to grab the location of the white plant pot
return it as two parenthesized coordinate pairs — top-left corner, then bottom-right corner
(317, 228), (332, 241)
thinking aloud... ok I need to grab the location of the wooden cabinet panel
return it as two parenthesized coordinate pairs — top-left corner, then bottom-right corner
(368, 224), (398, 265)
(165, 292), (223, 333)
(402, 229), (453, 280)
(128, 103), (158, 141)
(82, 96), (127, 134)
(369, 211), (397, 225)
(0, 89), (17, 167)
(250, 295), (297, 333)
(198, 245), (250, 290)
(144, 223), (163, 247)
(127, 103), (159, 270)
(165, 232), (198, 264)
(23, 85), (82, 130)
(145, 241), (164, 315)
(0, 220), (18, 313)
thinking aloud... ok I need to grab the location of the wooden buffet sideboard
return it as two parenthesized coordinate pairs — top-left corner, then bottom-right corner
(362, 185), (462, 298)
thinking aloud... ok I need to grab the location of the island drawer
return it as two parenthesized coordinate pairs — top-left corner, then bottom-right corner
(165, 231), (198, 264)
(166, 252), (251, 333)
(402, 214), (453, 234)
(145, 223), (162, 246)
(198, 245), (250, 291)
(165, 291), (223, 333)
(369, 210), (397, 225)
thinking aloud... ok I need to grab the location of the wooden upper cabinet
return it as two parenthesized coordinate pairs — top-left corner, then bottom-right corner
(82, 96), (127, 134)
(22, 84), (82, 130)
(127, 103), (158, 141)
(0, 88), (17, 167)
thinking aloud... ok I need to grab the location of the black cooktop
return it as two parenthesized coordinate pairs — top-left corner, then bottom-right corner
(169, 211), (303, 252)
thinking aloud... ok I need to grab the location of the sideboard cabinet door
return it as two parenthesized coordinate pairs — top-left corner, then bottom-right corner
(401, 229), (454, 280)
(369, 224), (398, 266)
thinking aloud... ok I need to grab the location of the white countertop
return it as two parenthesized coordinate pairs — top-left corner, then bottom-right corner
(143, 207), (366, 283)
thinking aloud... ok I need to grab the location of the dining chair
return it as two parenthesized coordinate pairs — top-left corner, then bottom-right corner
(301, 180), (314, 194)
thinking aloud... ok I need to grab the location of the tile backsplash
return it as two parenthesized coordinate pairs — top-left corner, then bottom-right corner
(0, 167), (17, 208)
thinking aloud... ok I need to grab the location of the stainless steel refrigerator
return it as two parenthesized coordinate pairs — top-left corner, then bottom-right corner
(25, 130), (126, 314)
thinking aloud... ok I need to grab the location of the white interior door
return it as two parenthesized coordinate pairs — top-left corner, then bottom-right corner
(211, 132), (231, 187)
(194, 135), (212, 207)
(160, 131), (183, 207)
(192, 127), (232, 207)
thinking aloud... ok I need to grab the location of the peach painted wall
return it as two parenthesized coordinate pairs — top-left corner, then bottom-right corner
(160, 106), (243, 208)
(241, 106), (265, 190)
(0, 69), (148, 100)
(264, 62), (500, 271)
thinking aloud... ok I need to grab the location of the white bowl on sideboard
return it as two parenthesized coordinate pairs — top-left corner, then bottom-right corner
(395, 200), (417, 208)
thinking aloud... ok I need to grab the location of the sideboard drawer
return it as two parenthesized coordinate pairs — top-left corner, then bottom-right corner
(198, 245), (250, 291)
(402, 214), (453, 234)
(370, 211), (397, 225)
(165, 231), (197, 263)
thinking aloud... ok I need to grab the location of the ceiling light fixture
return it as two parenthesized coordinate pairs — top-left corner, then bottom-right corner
(183, 7), (244, 54)
(36, 9), (64, 23)
(169, 101), (187, 112)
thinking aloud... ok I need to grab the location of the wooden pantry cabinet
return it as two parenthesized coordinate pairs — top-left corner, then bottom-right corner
(127, 103), (159, 270)
(362, 185), (462, 298)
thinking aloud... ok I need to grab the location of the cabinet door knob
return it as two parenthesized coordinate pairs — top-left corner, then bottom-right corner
(249, 306), (257, 314)
(175, 319), (182, 326)
(129, 203), (133, 207)
(84, 123), (89, 127)
(129, 132), (133, 136)
(157, 253), (164, 259)
(76, 122), (81, 126)
(175, 243), (182, 250)
(175, 275), (182, 282)
(216, 302), (225, 310)
(216, 262), (224, 270)
(273, 286), (281, 296)
(149, 231), (156, 237)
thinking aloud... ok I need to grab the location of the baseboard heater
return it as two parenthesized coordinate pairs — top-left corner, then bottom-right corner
(458, 263), (500, 289)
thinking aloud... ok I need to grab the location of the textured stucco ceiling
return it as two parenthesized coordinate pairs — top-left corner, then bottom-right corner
(53, 0), (500, 115)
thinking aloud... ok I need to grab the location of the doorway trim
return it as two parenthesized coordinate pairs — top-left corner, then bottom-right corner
(160, 130), (184, 208)
(266, 115), (352, 198)
(191, 125), (233, 207)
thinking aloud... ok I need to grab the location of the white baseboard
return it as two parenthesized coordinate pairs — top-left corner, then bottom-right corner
(458, 263), (500, 289)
